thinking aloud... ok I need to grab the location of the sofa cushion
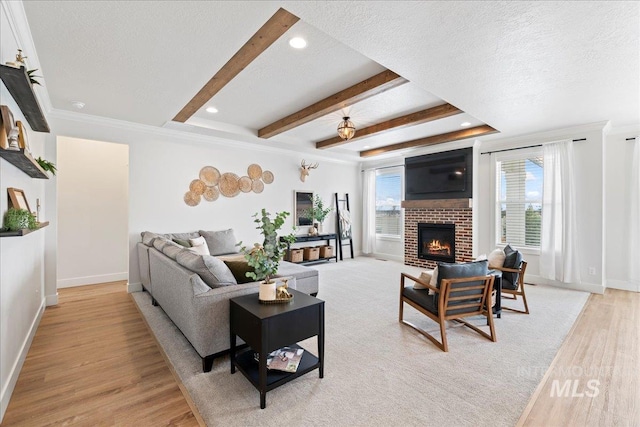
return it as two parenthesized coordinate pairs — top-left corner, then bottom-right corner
(436, 260), (489, 306)
(224, 259), (255, 284)
(170, 232), (200, 241)
(199, 229), (239, 256)
(502, 244), (523, 290)
(175, 250), (237, 288)
(162, 244), (182, 260)
(153, 236), (173, 252)
(277, 261), (317, 280)
(142, 231), (166, 246)
(188, 236), (210, 256)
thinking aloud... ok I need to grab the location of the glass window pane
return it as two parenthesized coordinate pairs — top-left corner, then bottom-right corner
(376, 172), (402, 236)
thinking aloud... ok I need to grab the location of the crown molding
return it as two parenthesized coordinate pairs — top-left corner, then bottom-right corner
(48, 108), (360, 165)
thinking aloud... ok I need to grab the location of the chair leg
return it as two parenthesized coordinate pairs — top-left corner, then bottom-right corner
(439, 319), (448, 352)
(399, 299), (404, 322)
(520, 286), (530, 314)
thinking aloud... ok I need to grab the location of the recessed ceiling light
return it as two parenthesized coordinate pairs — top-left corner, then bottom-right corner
(460, 121), (471, 127)
(206, 106), (218, 113)
(71, 101), (85, 109)
(289, 37), (307, 49)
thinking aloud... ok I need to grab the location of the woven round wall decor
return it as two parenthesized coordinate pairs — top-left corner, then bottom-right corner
(203, 186), (219, 202)
(262, 170), (274, 184)
(251, 179), (264, 194)
(199, 166), (220, 186)
(184, 191), (201, 206)
(189, 179), (206, 195)
(247, 164), (263, 180)
(219, 172), (240, 197)
(238, 176), (252, 193)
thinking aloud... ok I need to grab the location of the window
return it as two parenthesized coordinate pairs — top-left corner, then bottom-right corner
(496, 150), (543, 248)
(375, 168), (402, 237)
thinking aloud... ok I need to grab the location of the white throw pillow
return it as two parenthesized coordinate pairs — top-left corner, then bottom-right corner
(415, 270), (433, 290)
(488, 248), (506, 269)
(189, 236), (210, 256)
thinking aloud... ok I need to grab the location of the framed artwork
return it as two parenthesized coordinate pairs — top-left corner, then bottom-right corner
(16, 121), (29, 151)
(0, 105), (15, 138)
(294, 190), (314, 228)
(8, 187), (30, 212)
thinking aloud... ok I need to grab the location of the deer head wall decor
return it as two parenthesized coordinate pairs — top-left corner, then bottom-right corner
(300, 160), (318, 182)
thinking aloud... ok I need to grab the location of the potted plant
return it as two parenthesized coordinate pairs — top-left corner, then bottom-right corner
(304, 194), (332, 234)
(2, 208), (37, 231)
(240, 209), (296, 300)
(35, 157), (56, 176)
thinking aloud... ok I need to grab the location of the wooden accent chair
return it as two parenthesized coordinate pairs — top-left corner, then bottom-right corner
(494, 260), (529, 314)
(399, 272), (496, 352)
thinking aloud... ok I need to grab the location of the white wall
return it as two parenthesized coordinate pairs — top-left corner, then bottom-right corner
(56, 136), (128, 287)
(604, 127), (640, 292)
(0, 2), (49, 420)
(477, 122), (609, 294)
(47, 112), (362, 289)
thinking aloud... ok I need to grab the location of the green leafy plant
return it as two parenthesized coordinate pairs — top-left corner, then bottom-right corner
(239, 209), (296, 283)
(304, 194), (332, 224)
(27, 69), (42, 86)
(2, 208), (37, 231)
(35, 157), (57, 175)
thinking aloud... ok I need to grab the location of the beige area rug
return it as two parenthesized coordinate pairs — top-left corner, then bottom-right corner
(131, 257), (589, 427)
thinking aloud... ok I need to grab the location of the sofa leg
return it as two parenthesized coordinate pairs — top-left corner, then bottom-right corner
(311, 292), (318, 297)
(151, 298), (158, 306)
(202, 355), (215, 372)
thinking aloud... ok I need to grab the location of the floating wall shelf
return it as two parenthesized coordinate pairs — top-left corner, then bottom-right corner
(0, 221), (49, 238)
(0, 64), (50, 132)
(0, 148), (48, 179)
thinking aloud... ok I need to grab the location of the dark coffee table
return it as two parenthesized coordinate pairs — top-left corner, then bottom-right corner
(229, 289), (325, 409)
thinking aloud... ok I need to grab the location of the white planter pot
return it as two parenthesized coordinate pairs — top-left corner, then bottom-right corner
(259, 281), (276, 301)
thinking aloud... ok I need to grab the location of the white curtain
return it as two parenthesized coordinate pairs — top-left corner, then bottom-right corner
(629, 137), (640, 291)
(540, 140), (581, 283)
(362, 169), (376, 254)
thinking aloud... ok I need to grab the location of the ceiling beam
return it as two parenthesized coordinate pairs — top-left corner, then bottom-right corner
(258, 70), (407, 139)
(315, 103), (462, 149)
(359, 125), (498, 157)
(173, 8), (299, 123)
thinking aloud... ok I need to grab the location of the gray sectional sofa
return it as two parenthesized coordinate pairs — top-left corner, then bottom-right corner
(137, 229), (319, 372)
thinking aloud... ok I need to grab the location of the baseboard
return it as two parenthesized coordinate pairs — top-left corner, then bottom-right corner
(0, 298), (46, 423)
(127, 282), (143, 293)
(371, 253), (404, 262)
(606, 279), (640, 293)
(527, 274), (605, 294)
(57, 272), (128, 288)
(45, 292), (58, 306)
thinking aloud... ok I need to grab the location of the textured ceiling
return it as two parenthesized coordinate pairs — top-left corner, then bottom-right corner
(21, 1), (640, 160)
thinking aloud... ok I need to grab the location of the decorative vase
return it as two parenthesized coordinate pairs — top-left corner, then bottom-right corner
(314, 222), (322, 234)
(259, 281), (276, 301)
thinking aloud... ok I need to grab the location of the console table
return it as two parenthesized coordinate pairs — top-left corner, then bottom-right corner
(230, 289), (325, 409)
(281, 233), (338, 264)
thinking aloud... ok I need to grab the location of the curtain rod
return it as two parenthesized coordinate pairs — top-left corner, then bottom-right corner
(361, 164), (404, 172)
(480, 138), (586, 155)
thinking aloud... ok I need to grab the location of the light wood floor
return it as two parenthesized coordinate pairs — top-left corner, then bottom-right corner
(1, 282), (201, 426)
(2, 284), (638, 426)
(519, 288), (640, 426)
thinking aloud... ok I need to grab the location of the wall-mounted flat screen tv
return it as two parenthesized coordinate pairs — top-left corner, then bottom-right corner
(405, 147), (472, 200)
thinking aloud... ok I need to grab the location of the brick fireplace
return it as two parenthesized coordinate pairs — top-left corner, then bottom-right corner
(402, 199), (472, 269)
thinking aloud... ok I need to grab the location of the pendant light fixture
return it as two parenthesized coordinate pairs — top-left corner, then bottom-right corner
(337, 116), (356, 140)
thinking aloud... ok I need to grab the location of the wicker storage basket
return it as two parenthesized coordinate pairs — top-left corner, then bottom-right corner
(319, 245), (334, 258)
(288, 249), (304, 263)
(303, 247), (320, 261)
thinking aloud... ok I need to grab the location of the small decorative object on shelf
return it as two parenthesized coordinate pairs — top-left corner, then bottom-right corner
(303, 194), (332, 234)
(5, 49), (27, 68)
(2, 207), (37, 231)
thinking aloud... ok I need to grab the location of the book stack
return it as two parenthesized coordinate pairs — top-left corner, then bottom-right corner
(254, 347), (304, 373)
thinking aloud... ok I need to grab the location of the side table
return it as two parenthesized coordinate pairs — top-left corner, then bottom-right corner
(229, 289), (325, 409)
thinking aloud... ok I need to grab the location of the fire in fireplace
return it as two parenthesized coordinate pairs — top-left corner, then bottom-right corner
(418, 223), (456, 263)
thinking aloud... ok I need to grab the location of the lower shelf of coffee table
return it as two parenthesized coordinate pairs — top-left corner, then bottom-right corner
(234, 343), (319, 390)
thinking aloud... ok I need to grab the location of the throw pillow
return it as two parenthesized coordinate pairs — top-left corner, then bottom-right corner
(224, 259), (256, 284)
(502, 245), (523, 290)
(153, 237), (171, 252)
(189, 236), (211, 256)
(172, 238), (191, 248)
(175, 250), (237, 288)
(142, 231), (161, 246)
(475, 254), (488, 261)
(415, 270), (433, 290)
(170, 231), (200, 241)
(487, 248), (506, 269)
(199, 229), (239, 256)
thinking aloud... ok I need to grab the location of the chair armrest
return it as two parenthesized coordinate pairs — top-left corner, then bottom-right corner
(401, 272), (439, 293)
